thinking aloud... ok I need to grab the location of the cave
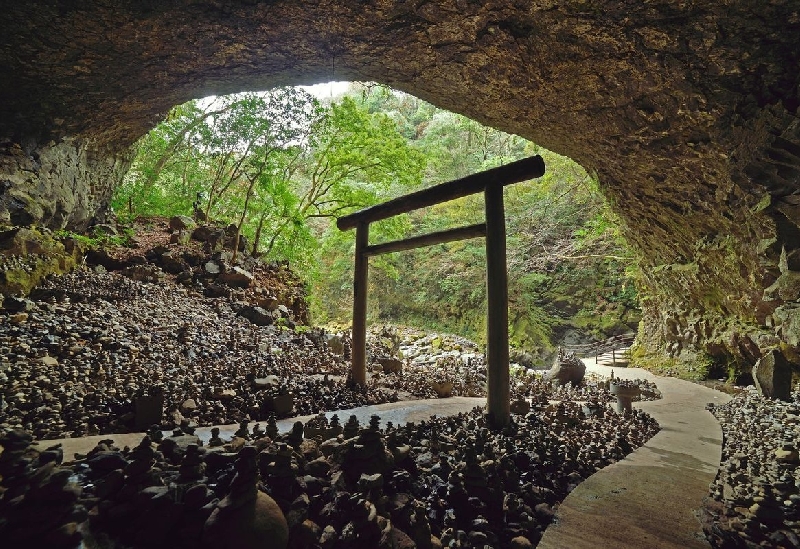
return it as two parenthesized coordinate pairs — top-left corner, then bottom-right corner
(1, 0), (799, 375)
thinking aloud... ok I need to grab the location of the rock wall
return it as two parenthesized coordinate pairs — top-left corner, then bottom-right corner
(630, 108), (800, 378)
(0, 139), (129, 231)
(0, 0), (798, 377)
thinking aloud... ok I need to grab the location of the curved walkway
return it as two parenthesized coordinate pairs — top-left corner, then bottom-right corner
(539, 360), (731, 549)
(48, 361), (729, 549)
(50, 396), (487, 459)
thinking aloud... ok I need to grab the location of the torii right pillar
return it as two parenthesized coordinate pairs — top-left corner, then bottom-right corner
(484, 181), (510, 429)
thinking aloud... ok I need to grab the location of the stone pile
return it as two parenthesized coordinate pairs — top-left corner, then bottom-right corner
(0, 397), (660, 548)
(545, 348), (587, 386)
(364, 326), (662, 405)
(0, 268), (397, 439)
(0, 255), (662, 440)
(0, 430), (87, 547)
(0, 220), (660, 442)
(702, 388), (800, 548)
(0, 270), (663, 441)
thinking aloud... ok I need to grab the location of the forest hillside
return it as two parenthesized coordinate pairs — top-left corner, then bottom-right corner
(113, 84), (639, 366)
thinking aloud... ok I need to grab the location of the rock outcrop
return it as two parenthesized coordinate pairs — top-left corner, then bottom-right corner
(0, 1), (799, 376)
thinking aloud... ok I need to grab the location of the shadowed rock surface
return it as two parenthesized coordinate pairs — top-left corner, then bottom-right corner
(0, 2), (799, 375)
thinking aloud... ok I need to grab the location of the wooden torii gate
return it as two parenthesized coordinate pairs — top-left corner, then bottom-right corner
(336, 155), (546, 429)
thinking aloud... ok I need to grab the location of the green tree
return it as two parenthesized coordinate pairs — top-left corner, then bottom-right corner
(115, 88), (322, 227)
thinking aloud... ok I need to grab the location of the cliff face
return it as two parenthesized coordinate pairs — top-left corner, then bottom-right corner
(0, 139), (128, 231)
(0, 0), (798, 376)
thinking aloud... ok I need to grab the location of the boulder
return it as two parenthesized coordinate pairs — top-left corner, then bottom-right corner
(40, 355), (59, 367)
(510, 536), (534, 549)
(430, 381), (453, 398)
(753, 349), (793, 401)
(213, 389), (236, 401)
(218, 266), (254, 288)
(377, 357), (403, 375)
(10, 312), (28, 323)
(203, 284), (231, 298)
(238, 306), (274, 327)
(169, 215), (196, 231)
(2, 296), (35, 312)
(192, 225), (223, 244)
(775, 445), (800, 464)
(256, 295), (279, 311)
(121, 264), (164, 283)
(203, 491), (289, 549)
(262, 393), (294, 416)
(381, 527), (416, 549)
(252, 375), (281, 390)
(204, 260), (222, 275)
(326, 334), (345, 355)
(545, 348), (586, 386)
(169, 230), (192, 245)
(510, 349), (534, 368)
(85, 248), (127, 271)
(157, 251), (189, 274)
(180, 399), (198, 414)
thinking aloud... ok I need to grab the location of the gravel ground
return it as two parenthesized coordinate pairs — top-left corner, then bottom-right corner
(703, 388), (800, 548)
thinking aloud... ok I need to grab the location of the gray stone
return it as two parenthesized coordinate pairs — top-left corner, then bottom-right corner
(377, 357), (403, 375)
(180, 398), (198, 413)
(218, 266), (254, 288)
(169, 215), (196, 231)
(752, 349), (793, 401)
(774, 304), (800, 347)
(40, 355), (59, 367)
(253, 375), (281, 390)
(204, 260), (222, 275)
(193, 225), (224, 244)
(158, 251), (188, 274)
(169, 229), (192, 245)
(326, 334), (344, 355)
(238, 305), (274, 326)
(121, 264), (164, 283)
(545, 348), (586, 386)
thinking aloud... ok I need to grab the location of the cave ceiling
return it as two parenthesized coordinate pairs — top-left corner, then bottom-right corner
(1, 0), (800, 370)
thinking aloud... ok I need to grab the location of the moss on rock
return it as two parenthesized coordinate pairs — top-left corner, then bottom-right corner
(0, 226), (85, 296)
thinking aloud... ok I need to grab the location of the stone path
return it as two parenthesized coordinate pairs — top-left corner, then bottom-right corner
(539, 357), (731, 549)
(46, 355), (729, 549)
(49, 396), (487, 460)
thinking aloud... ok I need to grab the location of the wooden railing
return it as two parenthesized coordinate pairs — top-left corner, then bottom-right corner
(564, 332), (636, 362)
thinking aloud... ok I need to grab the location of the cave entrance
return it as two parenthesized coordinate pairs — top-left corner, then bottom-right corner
(337, 155), (546, 429)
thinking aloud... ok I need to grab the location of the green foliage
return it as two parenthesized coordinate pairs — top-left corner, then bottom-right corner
(117, 82), (638, 356)
(54, 226), (135, 249)
(115, 88), (425, 277)
(629, 345), (714, 381)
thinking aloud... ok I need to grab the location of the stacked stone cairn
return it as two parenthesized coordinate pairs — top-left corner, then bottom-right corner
(0, 388), (661, 549)
(0, 430), (85, 547)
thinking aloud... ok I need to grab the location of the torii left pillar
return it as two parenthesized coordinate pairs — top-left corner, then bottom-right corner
(351, 221), (369, 386)
(485, 182), (511, 429)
